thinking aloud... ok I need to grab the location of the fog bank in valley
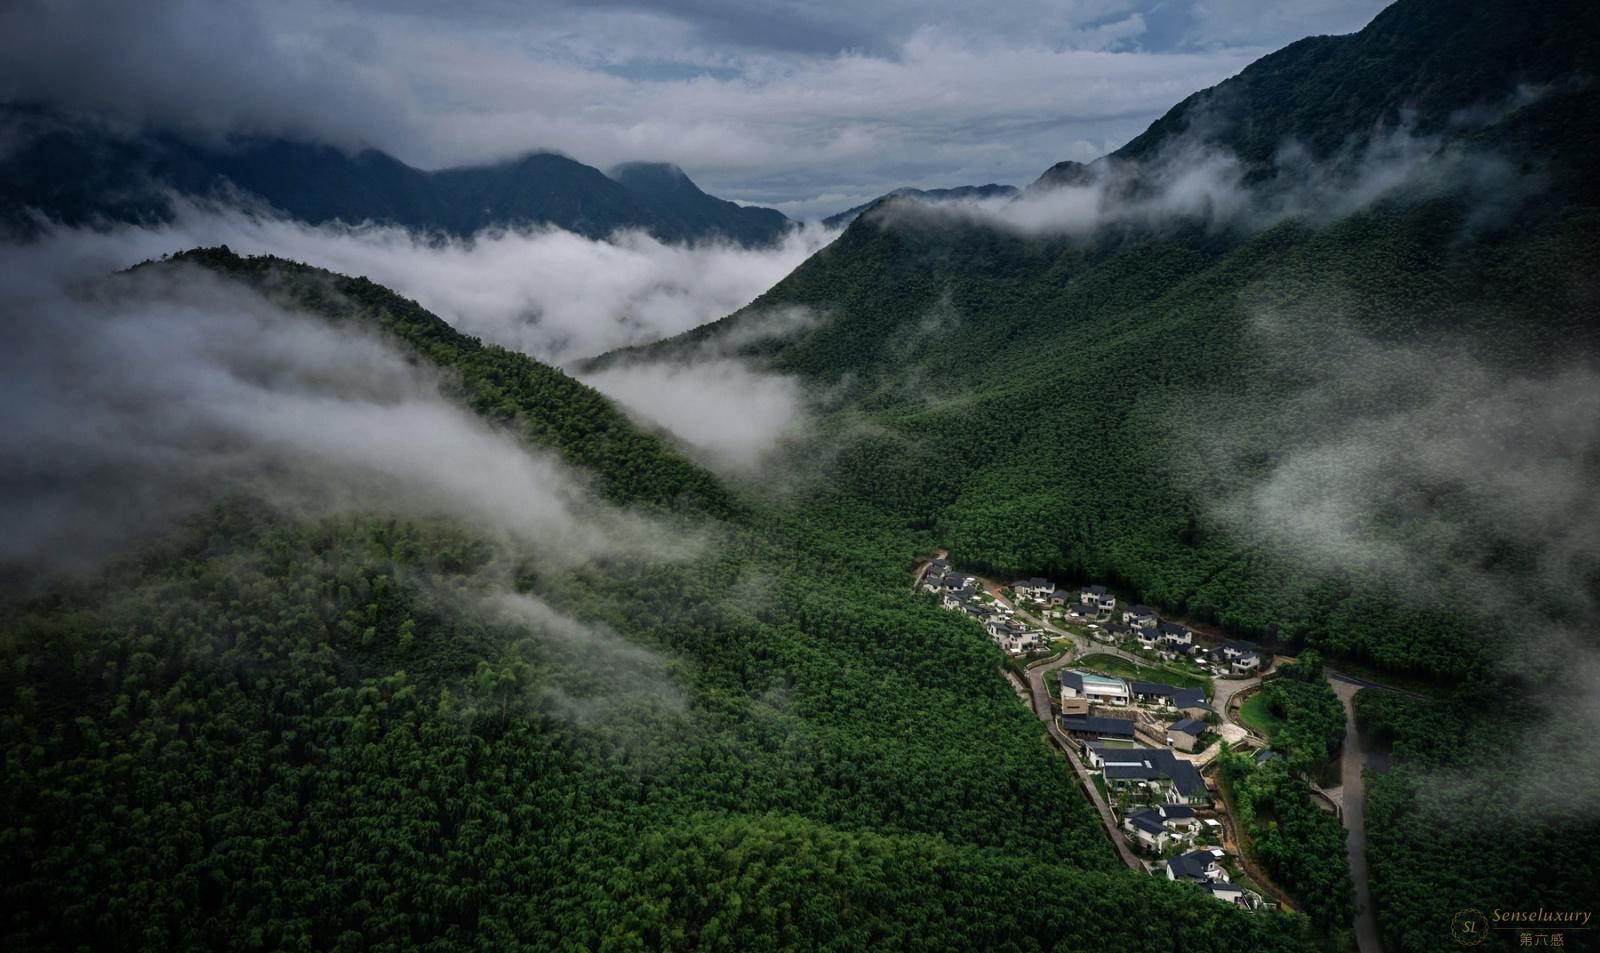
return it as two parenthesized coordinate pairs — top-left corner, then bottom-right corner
(12, 202), (838, 363)
(0, 257), (684, 577)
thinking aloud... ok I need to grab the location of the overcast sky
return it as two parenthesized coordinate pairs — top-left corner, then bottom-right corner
(0, 0), (1389, 219)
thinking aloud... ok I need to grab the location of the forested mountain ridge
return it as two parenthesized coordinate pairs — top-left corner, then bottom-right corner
(146, 246), (735, 518)
(587, 1), (1600, 947)
(0, 104), (794, 245)
(1, 251), (1317, 950)
(608, 0), (1600, 680)
(1109, 0), (1600, 170)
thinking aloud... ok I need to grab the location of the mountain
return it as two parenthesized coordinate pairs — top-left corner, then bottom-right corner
(0, 105), (794, 245)
(0, 247), (1308, 951)
(594, 0), (1600, 945)
(821, 184), (1019, 228)
(1109, 0), (1600, 170)
(6, 0), (1598, 949)
(608, 161), (790, 245)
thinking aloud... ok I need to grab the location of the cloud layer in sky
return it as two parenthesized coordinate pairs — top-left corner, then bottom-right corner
(0, 0), (1390, 218)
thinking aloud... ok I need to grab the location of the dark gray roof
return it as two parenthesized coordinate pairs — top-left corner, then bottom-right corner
(1129, 604), (1154, 614)
(1131, 680), (1178, 698)
(1082, 584), (1108, 596)
(1224, 639), (1259, 652)
(1168, 850), (1216, 881)
(1127, 810), (1168, 836)
(1059, 715), (1136, 738)
(1104, 622), (1132, 634)
(1160, 804), (1196, 819)
(1096, 747), (1204, 796)
(1106, 763), (1164, 782)
(1172, 688), (1210, 709)
(1058, 671), (1085, 693)
(1170, 718), (1207, 735)
(1166, 759), (1206, 796)
(1158, 623), (1190, 637)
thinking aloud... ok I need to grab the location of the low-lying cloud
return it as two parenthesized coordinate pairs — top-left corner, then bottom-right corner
(1197, 314), (1600, 626)
(868, 117), (1542, 238)
(578, 305), (823, 475)
(0, 255), (680, 577)
(583, 357), (809, 472)
(483, 591), (688, 734)
(1171, 299), (1600, 806)
(12, 201), (837, 364)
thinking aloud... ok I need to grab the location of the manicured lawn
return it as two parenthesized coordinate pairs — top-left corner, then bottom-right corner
(1077, 653), (1212, 692)
(1092, 774), (1109, 802)
(1239, 691), (1285, 740)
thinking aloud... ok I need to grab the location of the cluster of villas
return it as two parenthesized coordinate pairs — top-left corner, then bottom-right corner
(1058, 671), (1212, 751)
(1007, 577), (1269, 677)
(932, 566), (1271, 677)
(925, 560), (1267, 910)
(1076, 734), (1263, 909)
(1055, 671), (1273, 908)
(922, 560), (1049, 656)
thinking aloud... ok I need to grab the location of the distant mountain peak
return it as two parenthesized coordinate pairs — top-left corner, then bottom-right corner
(0, 107), (792, 246)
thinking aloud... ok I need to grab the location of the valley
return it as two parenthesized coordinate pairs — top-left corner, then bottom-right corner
(3, 0), (1597, 950)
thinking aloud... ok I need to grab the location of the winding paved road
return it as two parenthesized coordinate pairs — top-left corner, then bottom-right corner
(1330, 674), (1384, 953)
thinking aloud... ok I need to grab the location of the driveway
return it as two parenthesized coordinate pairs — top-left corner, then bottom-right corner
(1213, 675), (1267, 752)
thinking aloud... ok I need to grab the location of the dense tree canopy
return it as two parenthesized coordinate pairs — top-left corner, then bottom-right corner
(1218, 752), (1352, 930)
(0, 256), (1310, 950)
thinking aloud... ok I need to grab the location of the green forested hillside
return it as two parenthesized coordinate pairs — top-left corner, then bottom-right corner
(1109, 0), (1600, 169)
(621, 192), (1597, 677)
(1353, 688), (1596, 953)
(585, 2), (1600, 948)
(0, 251), (1311, 950)
(152, 248), (734, 518)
